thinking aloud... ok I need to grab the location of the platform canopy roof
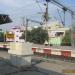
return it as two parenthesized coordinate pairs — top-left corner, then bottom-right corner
(0, 14), (12, 25)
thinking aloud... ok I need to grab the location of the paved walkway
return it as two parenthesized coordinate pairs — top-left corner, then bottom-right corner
(0, 50), (75, 75)
(0, 57), (63, 75)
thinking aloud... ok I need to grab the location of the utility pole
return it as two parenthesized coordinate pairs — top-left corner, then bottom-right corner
(25, 18), (28, 42)
(71, 13), (75, 47)
(44, 0), (49, 32)
(22, 17), (28, 42)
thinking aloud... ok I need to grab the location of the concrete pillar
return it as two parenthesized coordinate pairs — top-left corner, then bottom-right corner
(8, 42), (33, 67)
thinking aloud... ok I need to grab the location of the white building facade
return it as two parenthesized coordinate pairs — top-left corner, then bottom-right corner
(6, 26), (24, 42)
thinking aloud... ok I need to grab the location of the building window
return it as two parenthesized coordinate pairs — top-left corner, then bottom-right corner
(56, 32), (64, 37)
(48, 27), (51, 29)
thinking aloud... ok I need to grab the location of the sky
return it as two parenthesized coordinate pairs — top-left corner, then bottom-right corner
(0, 0), (75, 31)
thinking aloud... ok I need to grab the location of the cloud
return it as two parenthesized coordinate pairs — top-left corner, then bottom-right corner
(0, 0), (36, 8)
(0, 0), (62, 31)
(0, 0), (23, 8)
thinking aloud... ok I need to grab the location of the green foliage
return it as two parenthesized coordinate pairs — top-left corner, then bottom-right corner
(61, 30), (71, 46)
(0, 32), (4, 42)
(21, 27), (49, 44)
(30, 27), (48, 44)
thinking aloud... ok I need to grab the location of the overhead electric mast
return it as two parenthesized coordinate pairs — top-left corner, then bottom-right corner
(44, 0), (75, 46)
(45, 0), (75, 26)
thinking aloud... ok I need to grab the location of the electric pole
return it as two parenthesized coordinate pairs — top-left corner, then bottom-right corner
(22, 17), (28, 42)
(71, 13), (75, 47)
(44, 1), (49, 32)
(25, 18), (28, 42)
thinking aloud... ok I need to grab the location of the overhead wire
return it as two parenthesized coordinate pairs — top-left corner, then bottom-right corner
(35, 0), (46, 23)
(35, 0), (44, 13)
(57, 8), (64, 25)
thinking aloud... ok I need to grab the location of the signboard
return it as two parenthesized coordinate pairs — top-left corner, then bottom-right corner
(6, 34), (14, 39)
(0, 14), (12, 24)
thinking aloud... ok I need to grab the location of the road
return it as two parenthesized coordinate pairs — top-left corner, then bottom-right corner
(0, 50), (75, 75)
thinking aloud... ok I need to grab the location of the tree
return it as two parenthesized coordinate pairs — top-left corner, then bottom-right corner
(21, 27), (49, 44)
(0, 32), (4, 42)
(30, 27), (48, 44)
(61, 30), (71, 46)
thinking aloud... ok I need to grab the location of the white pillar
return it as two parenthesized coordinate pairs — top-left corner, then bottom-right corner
(8, 42), (33, 67)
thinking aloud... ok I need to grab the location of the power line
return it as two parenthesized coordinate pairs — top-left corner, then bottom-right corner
(36, 0), (44, 13)
(57, 8), (64, 25)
